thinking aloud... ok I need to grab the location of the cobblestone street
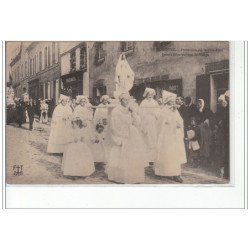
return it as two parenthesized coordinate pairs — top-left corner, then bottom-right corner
(6, 120), (228, 185)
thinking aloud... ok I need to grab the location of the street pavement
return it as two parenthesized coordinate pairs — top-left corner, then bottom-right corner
(6, 119), (229, 185)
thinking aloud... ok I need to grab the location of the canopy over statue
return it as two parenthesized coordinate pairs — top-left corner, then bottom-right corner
(114, 53), (135, 98)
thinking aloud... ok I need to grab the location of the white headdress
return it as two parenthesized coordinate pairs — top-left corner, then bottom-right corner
(143, 88), (156, 98)
(224, 90), (230, 98)
(100, 95), (110, 103)
(162, 90), (177, 104)
(118, 92), (131, 101)
(198, 99), (205, 112)
(76, 95), (89, 104)
(59, 94), (69, 103)
(218, 94), (226, 102)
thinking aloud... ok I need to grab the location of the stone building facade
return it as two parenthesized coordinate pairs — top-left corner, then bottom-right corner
(89, 41), (229, 112)
(10, 41), (61, 104)
(9, 41), (229, 113)
(60, 42), (89, 98)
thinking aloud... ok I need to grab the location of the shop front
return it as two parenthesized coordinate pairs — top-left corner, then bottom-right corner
(61, 71), (83, 99)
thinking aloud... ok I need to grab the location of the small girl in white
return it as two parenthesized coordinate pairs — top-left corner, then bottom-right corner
(62, 117), (95, 179)
(91, 124), (106, 164)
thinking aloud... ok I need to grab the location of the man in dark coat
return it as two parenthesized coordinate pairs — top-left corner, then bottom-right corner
(184, 97), (198, 127)
(26, 97), (36, 130)
(15, 99), (24, 128)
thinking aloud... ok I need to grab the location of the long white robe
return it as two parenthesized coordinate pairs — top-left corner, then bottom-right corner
(155, 106), (186, 176)
(92, 103), (110, 162)
(139, 98), (160, 162)
(62, 127), (95, 177)
(47, 104), (72, 153)
(73, 104), (94, 136)
(107, 105), (148, 184)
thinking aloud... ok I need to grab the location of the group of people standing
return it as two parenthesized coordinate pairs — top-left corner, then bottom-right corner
(177, 92), (230, 179)
(47, 88), (189, 183)
(47, 87), (230, 183)
(7, 84), (53, 129)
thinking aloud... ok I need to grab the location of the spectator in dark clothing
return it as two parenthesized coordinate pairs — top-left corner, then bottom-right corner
(26, 97), (36, 130)
(176, 96), (186, 120)
(186, 117), (201, 167)
(184, 97), (198, 127)
(196, 99), (213, 168)
(214, 93), (229, 179)
(15, 100), (24, 128)
(196, 99), (213, 125)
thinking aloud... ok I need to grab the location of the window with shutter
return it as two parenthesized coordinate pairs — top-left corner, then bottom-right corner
(80, 46), (87, 70)
(39, 51), (42, 71)
(44, 47), (48, 68)
(121, 41), (135, 56)
(70, 50), (76, 72)
(52, 42), (55, 64)
(95, 42), (105, 66)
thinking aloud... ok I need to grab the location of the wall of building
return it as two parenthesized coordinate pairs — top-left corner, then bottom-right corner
(89, 41), (229, 102)
(17, 42), (61, 102)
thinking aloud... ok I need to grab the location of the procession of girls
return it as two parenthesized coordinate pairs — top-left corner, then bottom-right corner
(47, 87), (230, 183)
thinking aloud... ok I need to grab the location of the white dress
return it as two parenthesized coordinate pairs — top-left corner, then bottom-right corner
(91, 132), (107, 163)
(93, 103), (110, 163)
(107, 105), (148, 184)
(40, 103), (48, 123)
(73, 105), (94, 133)
(62, 128), (95, 177)
(174, 109), (187, 165)
(155, 106), (186, 177)
(139, 98), (160, 162)
(47, 104), (72, 153)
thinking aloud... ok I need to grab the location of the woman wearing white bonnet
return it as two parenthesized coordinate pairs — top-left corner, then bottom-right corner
(107, 92), (148, 183)
(73, 95), (94, 138)
(218, 94), (227, 108)
(47, 94), (72, 153)
(94, 95), (110, 126)
(155, 90), (186, 183)
(139, 87), (160, 163)
(92, 95), (111, 164)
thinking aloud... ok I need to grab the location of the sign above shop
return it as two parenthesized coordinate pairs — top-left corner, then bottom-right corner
(65, 76), (77, 84)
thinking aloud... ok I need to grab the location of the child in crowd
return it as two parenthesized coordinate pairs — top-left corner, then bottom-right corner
(91, 123), (106, 165)
(186, 117), (201, 168)
(62, 117), (95, 179)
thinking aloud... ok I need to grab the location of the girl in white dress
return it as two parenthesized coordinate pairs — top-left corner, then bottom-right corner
(40, 100), (48, 124)
(73, 95), (94, 141)
(155, 91), (186, 183)
(139, 88), (160, 163)
(91, 124), (106, 163)
(62, 117), (95, 178)
(107, 93), (148, 184)
(47, 94), (72, 153)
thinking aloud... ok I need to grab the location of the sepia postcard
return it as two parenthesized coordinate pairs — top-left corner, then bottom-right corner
(5, 41), (230, 185)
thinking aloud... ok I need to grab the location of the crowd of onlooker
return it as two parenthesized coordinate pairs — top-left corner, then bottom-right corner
(6, 84), (56, 130)
(176, 92), (229, 178)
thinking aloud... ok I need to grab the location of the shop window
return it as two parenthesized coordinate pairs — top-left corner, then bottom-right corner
(80, 46), (87, 70)
(70, 50), (76, 72)
(153, 41), (171, 51)
(121, 41), (135, 55)
(95, 42), (105, 65)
